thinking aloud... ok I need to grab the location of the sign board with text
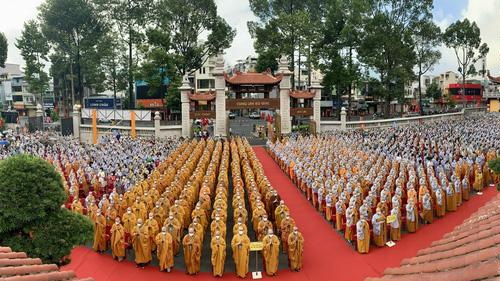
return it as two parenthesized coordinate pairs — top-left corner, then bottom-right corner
(190, 110), (216, 119)
(386, 215), (396, 224)
(249, 242), (264, 251)
(226, 98), (280, 109)
(290, 107), (313, 116)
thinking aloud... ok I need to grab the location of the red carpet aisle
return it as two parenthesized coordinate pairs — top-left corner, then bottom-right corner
(61, 146), (496, 281)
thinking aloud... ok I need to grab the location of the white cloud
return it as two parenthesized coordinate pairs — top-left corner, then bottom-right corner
(4, 0), (496, 77)
(1, 0), (256, 67)
(0, 0), (44, 67)
(431, 0), (500, 77)
(216, 0), (257, 65)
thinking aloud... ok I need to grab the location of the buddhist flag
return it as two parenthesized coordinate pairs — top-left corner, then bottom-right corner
(92, 109), (97, 144)
(131, 110), (136, 139)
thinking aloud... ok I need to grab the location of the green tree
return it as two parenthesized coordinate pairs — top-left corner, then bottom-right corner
(413, 21), (441, 115)
(358, 0), (432, 117)
(99, 34), (128, 109)
(40, 0), (107, 106)
(0, 155), (92, 264)
(488, 158), (500, 190)
(0, 32), (7, 68)
(16, 20), (50, 99)
(153, 0), (236, 76)
(255, 50), (279, 73)
(443, 19), (489, 107)
(317, 0), (370, 119)
(92, 0), (153, 109)
(426, 82), (442, 100)
(248, 0), (324, 89)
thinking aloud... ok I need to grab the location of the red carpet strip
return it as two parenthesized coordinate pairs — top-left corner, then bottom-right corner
(61, 146), (497, 281)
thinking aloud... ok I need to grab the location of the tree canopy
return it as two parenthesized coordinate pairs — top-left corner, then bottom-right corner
(0, 155), (92, 264)
(0, 32), (7, 68)
(443, 18), (489, 106)
(16, 20), (50, 96)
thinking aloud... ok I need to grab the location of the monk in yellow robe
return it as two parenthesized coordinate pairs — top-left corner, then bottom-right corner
(122, 207), (137, 243)
(191, 203), (208, 230)
(131, 219), (152, 267)
(145, 213), (159, 251)
(257, 216), (273, 241)
(182, 227), (202, 275)
(435, 188), (446, 217)
(287, 226), (304, 271)
(406, 199), (418, 233)
(210, 231), (226, 277)
(263, 229), (280, 276)
(371, 208), (386, 247)
(164, 215), (181, 256)
(155, 227), (174, 272)
(274, 200), (289, 235)
(389, 207), (401, 241)
(473, 168), (484, 191)
(356, 217), (370, 254)
(93, 210), (107, 252)
(280, 215), (296, 253)
(445, 185), (457, 212)
(232, 228), (250, 278)
(71, 199), (84, 215)
(110, 217), (125, 261)
(420, 192), (433, 224)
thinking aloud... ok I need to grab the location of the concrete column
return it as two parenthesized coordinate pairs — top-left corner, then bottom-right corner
(340, 107), (347, 130)
(154, 111), (161, 138)
(278, 55), (292, 134)
(179, 75), (192, 138)
(310, 72), (323, 134)
(212, 54), (227, 137)
(36, 104), (43, 118)
(72, 104), (81, 141)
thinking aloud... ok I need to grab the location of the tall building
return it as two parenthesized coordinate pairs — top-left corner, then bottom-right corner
(194, 56), (216, 92)
(0, 64), (23, 109)
(433, 71), (460, 96)
(232, 56), (258, 73)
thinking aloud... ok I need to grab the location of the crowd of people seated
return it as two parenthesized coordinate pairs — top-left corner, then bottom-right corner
(268, 114), (500, 253)
(0, 131), (181, 200)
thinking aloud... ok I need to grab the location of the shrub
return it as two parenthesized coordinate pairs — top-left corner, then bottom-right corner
(0, 154), (93, 264)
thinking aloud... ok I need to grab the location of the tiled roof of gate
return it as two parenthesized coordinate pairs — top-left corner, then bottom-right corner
(365, 193), (500, 281)
(224, 71), (283, 85)
(0, 246), (93, 281)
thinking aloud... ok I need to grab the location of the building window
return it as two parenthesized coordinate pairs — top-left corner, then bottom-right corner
(12, 86), (22, 92)
(202, 67), (206, 74)
(197, 79), (215, 89)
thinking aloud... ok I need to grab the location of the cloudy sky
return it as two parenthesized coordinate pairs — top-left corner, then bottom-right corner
(1, 0), (499, 75)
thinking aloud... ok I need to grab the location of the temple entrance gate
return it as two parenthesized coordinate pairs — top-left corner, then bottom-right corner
(179, 55), (322, 141)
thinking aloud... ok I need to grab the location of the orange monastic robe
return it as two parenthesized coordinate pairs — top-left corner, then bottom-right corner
(93, 215), (107, 252)
(288, 231), (304, 270)
(110, 223), (125, 259)
(131, 225), (152, 264)
(356, 219), (370, 254)
(155, 232), (174, 271)
(262, 234), (280, 276)
(182, 234), (202, 275)
(231, 233), (250, 278)
(210, 236), (226, 277)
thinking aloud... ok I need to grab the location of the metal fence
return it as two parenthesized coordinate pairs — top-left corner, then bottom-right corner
(60, 117), (74, 136)
(28, 117), (43, 133)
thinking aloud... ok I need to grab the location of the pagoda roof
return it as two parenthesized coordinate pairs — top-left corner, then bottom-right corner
(224, 70), (283, 85)
(188, 91), (216, 101)
(289, 89), (316, 99)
